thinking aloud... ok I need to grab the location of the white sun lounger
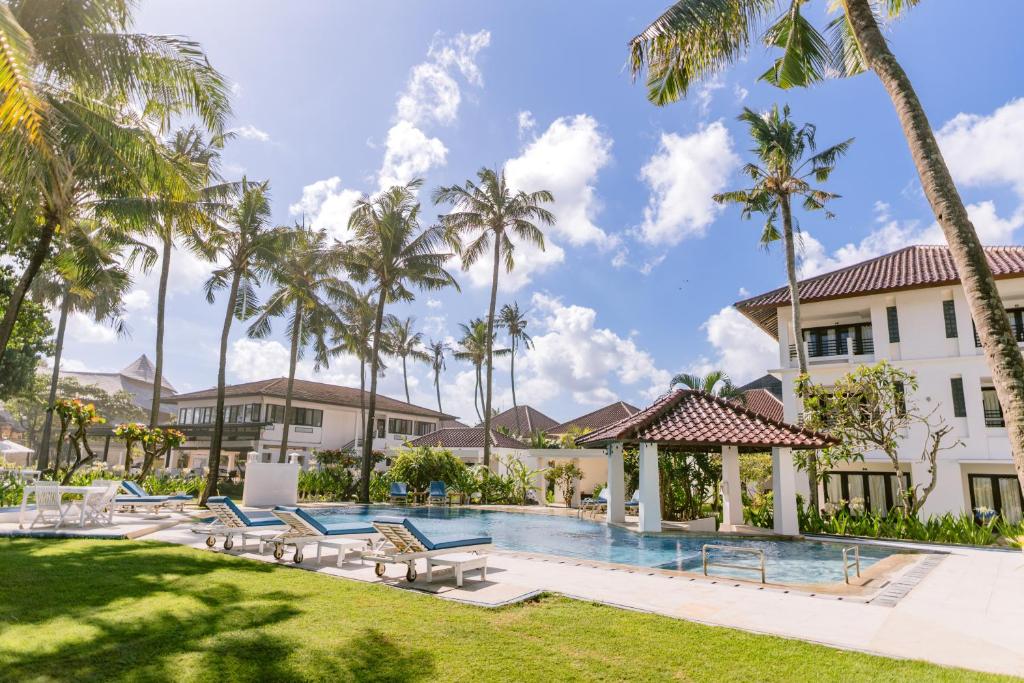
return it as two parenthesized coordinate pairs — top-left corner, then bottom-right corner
(200, 496), (286, 551)
(362, 516), (492, 582)
(268, 506), (381, 564)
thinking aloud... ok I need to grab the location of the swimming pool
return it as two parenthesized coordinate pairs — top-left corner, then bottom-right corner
(311, 505), (905, 585)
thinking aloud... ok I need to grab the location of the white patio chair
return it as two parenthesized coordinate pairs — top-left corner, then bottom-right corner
(29, 481), (66, 529)
(70, 479), (120, 527)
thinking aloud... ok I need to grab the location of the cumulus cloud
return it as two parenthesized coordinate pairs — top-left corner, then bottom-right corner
(66, 313), (118, 344)
(638, 121), (740, 246)
(937, 98), (1024, 198)
(379, 120), (448, 189)
(517, 110), (535, 137)
(231, 124), (270, 142)
(288, 176), (362, 242)
(695, 307), (778, 384)
(122, 290), (151, 312)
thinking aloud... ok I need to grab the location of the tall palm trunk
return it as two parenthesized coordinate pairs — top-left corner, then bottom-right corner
(359, 357), (366, 451)
(510, 336), (522, 436)
(202, 267), (241, 505)
(37, 283), (72, 471)
(149, 231), (173, 428)
(279, 302), (302, 462)
(361, 292), (388, 503)
(401, 355), (410, 403)
(844, 0), (1024, 493)
(434, 368), (443, 414)
(0, 217), (58, 365)
(482, 232), (501, 467)
(781, 196), (817, 509)
(473, 365), (483, 422)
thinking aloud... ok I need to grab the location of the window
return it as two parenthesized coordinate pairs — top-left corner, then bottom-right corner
(415, 421), (435, 436)
(968, 474), (1023, 523)
(886, 306), (900, 343)
(243, 403), (262, 423)
(291, 407), (323, 427)
(796, 323), (874, 359)
(894, 382), (906, 417)
(188, 407), (213, 424)
(982, 387), (1004, 427)
(178, 408), (189, 424)
(948, 377), (967, 418)
(975, 306), (1024, 347)
(943, 300), (958, 338)
(388, 418), (413, 435)
(823, 471), (911, 516)
(376, 418), (386, 438)
(265, 404), (286, 423)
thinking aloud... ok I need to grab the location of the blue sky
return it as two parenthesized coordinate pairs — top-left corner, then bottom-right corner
(61, 1), (1024, 424)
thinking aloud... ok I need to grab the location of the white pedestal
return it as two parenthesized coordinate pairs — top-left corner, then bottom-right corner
(243, 461), (299, 507)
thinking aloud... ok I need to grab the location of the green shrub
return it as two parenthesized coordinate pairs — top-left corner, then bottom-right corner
(298, 467), (355, 502)
(387, 446), (467, 492)
(798, 506), (1024, 547)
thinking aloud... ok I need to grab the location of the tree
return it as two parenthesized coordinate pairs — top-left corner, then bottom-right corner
(628, 0), (1024, 502)
(0, 267), (52, 400)
(333, 288), (380, 452)
(0, 0), (230, 363)
(497, 301), (533, 436)
(796, 361), (961, 516)
(545, 462), (584, 508)
(454, 318), (510, 423)
(201, 179), (281, 504)
(344, 179), (459, 502)
(384, 316), (430, 404)
(434, 167), (554, 467)
(247, 226), (347, 461)
(670, 370), (744, 402)
(426, 339), (450, 414)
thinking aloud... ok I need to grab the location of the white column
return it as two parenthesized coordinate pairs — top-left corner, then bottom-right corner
(720, 445), (743, 529)
(638, 442), (661, 532)
(772, 446), (800, 536)
(605, 442), (625, 524)
(532, 455), (547, 506)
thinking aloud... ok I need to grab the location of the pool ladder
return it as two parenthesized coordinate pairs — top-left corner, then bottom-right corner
(701, 544), (766, 584)
(842, 545), (861, 584)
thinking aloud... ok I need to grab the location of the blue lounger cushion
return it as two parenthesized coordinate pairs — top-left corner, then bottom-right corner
(390, 482), (408, 497)
(120, 480), (191, 501)
(428, 481), (446, 497)
(374, 516), (491, 551)
(209, 496), (282, 527)
(275, 506), (376, 536)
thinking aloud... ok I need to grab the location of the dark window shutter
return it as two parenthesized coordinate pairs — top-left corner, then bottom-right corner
(943, 300), (958, 338)
(886, 306), (900, 343)
(894, 382), (907, 416)
(950, 377), (966, 418)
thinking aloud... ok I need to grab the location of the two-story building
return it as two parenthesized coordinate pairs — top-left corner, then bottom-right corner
(736, 245), (1024, 522)
(169, 377), (454, 474)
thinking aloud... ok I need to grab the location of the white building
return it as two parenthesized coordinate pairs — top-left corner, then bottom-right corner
(169, 377), (453, 473)
(736, 245), (1024, 522)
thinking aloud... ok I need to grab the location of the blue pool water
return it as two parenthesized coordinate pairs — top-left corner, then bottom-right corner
(312, 506), (903, 585)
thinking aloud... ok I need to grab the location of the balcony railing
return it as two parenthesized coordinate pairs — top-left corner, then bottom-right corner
(985, 409), (1006, 428)
(789, 337), (874, 361)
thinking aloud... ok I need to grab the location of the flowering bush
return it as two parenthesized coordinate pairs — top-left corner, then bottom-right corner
(51, 399), (106, 484)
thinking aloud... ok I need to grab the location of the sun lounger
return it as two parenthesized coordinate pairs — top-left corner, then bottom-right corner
(202, 496), (285, 551)
(624, 489), (641, 514)
(362, 516), (492, 582)
(389, 482), (409, 504)
(579, 488), (610, 518)
(116, 480), (191, 514)
(427, 481), (448, 505)
(269, 506), (380, 563)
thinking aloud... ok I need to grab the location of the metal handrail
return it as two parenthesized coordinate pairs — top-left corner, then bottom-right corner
(702, 544), (766, 584)
(842, 545), (861, 584)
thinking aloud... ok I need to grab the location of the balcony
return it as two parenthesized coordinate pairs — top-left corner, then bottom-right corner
(789, 334), (874, 366)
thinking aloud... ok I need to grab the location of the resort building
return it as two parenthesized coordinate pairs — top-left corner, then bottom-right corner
(547, 401), (640, 440)
(169, 378), (454, 474)
(479, 404), (558, 439)
(407, 426), (529, 466)
(736, 244), (1024, 521)
(59, 354), (178, 421)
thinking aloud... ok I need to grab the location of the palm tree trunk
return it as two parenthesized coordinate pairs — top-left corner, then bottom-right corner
(510, 337), (521, 436)
(473, 366), (483, 422)
(149, 231), (173, 428)
(0, 216), (58, 365)
(361, 292), (388, 502)
(359, 357), (366, 451)
(279, 302), (302, 462)
(402, 355), (410, 403)
(483, 233), (501, 468)
(434, 368), (443, 414)
(37, 283), (71, 471)
(780, 196), (818, 510)
(845, 0), (1024, 494)
(202, 269), (241, 505)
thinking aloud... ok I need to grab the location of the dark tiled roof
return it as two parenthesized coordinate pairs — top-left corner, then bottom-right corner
(439, 419), (470, 429)
(739, 389), (784, 423)
(549, 401), (640, 435)
(735, 245), (1024, 338)
(170, 378), (452, 420)
(738, 374), (782, 399)
(406, 427), (527, 449)
(479, 405), (558, 435)
(577, 390), (834, 450)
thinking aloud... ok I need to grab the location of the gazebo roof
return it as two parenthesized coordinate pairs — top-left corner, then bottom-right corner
(576, 390), (836, 450)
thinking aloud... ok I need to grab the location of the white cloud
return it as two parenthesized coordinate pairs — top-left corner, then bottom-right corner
(426, 298), (442, 309)
(639, 254), (666, 275)
(289, 176), (362, 243)
(231, 124), (270, 142)
(66, 313), (118, 344)
(396, 63), (461, 127)
(379, 120), (448, 189)
(734, 85), (749, 103)
(695, 75), (725, 115)
(428, 30), (491, 87)
(517, 110), (535, 137)
(687, 306), (778, 384)
(937, 98), (1024, 198)
(638, 121), (740, 246)
(122, 289), (151, 312)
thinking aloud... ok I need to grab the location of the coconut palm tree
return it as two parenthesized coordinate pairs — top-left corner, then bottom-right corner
(200, 179), (283, 504)
(670, 370), (744, 402)
(247, 226), (348, 461)
(384, 316), (430, 404)
(427, 339), (450, 414)
(497, 301), (533, 436)
(0, 0), (230, 363)
(455, 318), (511, 424)
(433, 168), (554, 467)
(332, 287), (380, 452)
(343, 179), (459, 502)
(628, 0), (1024, 494)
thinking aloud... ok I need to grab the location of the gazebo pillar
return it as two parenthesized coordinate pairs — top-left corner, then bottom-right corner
(772, 446), (800, 535)
(638, 441), (661, 532)
(720, 444), (743, 530)
(605, 442), (625, 524)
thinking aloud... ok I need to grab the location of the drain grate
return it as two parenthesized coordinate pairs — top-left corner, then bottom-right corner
(867, 554), (944, 607)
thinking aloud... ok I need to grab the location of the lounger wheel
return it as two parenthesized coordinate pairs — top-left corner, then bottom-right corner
(273, 544), (285, 560)
(374, 563), (386, 577)
(293, 551), (303, 564)
(406, 565), (417, 582)
(223, 537), (234, 550)
(205, 536), (216, 548)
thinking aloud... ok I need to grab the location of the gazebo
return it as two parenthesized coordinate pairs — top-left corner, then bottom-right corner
(577, 390), (836, 536)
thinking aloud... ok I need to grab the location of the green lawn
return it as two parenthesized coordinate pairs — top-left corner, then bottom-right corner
(0, 539), (1008, 682)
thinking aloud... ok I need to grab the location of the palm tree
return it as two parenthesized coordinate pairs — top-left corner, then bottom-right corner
(427, 339), (450, 414)
(455, 318), (511, 424)
(344, 179), (459, 502)
(0, 0), (230, 364)
(433, 168), (554, 467)
(333, 288), (379, 452)
(497, 302), (533, 435)
(628, 0), (1024, 496)
(384, 316), (430, 404)
(247, 226), (348, 461)
(670, 370), (744, 402)
(200, 179), (282, 504)
(714, 105), (850, 509)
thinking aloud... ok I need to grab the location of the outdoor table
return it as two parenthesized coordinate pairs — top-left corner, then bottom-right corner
(18, 484), (109, 530)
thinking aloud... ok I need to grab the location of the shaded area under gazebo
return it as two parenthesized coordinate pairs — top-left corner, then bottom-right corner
(577, 390), (836, 535)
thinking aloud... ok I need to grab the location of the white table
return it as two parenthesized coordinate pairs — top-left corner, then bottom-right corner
(426, 553), (489, 587)
(316, 538), (368, 567)
(18, 485), (109, 530)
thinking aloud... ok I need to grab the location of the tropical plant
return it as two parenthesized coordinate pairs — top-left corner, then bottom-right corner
(670, 370), (744, 402)
(113, 422), (147, 475)
(558, 425), (592, 450)
(298, 467), (355, 502)
(454, 318), (510, 423)
(50, 399), (106, 484)
(501, 455), (545, 505)
(0, 266), (52, 400)
(332, 287), (380, 450)
(426, 338), (450, 414)
(497, 301), (533, 435)
(247, 225), (348, 460)
(384, 316), (430, 404)
(131, 425), (186, 479)
(628, 0), (1024, 497)
(545, 462), (584, 508)
(387, 446), (467, 492)
(344, 179), (459, 502)
(434, 167), (554, 467)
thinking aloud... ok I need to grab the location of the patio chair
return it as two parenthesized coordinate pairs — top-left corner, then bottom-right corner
(29, 480), (66, 529)
(66, 479), (120, 527)
(362, 516), (492, 582)
(389, 482), (409, 504)
(427, 481), (448, 505)
(579, 488), (609, 518)
(115, 480), (191, 515)
(624, 489), (641, 515)
(202, 496), (285, 551)
(268, 506), (381, 564)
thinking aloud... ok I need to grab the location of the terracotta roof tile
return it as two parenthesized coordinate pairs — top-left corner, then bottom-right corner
(739, 389), (784, 423)
(549, 401), (640, 435)
(406, 427), (527, 449)
(478, 405), (558, 435)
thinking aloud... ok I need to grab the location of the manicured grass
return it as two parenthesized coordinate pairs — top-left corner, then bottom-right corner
(0, 539), (1008, 682)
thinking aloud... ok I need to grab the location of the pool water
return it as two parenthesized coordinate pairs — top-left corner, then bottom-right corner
(312, 506), (903, 585)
